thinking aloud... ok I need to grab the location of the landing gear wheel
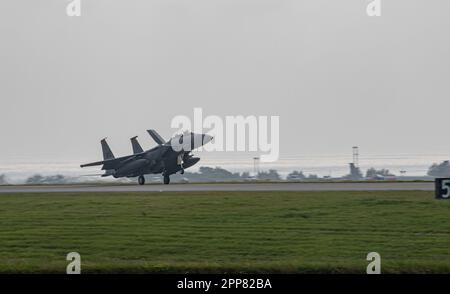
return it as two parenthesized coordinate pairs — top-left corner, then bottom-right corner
(163, 174), (170, 185)
(138, 175), (145, 185)
(180, 168), (185, 175)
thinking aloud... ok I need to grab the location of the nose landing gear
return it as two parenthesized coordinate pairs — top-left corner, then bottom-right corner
(163, 174), (170, 185)
(177, 154), (185, 175)
(138, 175), (145, 185)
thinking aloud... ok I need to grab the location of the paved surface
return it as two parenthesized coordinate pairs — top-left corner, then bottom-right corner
(0, 182), (434, 193)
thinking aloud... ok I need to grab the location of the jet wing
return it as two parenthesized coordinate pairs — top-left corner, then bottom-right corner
(80, 154), (137, 170)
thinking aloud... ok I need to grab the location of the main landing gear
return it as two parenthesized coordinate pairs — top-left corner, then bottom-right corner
(177, 154), (185, 175)
(163, 174), (170, 185)
(138, 175), (145, 185)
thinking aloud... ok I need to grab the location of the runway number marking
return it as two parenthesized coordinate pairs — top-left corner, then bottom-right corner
(435, 178), (450, 199)
(441, 180), (450, 198)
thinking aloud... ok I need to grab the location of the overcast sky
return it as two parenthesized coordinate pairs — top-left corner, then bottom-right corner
(1, 0), (449, 163)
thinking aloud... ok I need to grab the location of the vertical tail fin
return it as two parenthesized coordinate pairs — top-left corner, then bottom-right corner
(130, 136), (144, 154)
(147, 129), (166, 145)
(101, 138), (115, 160)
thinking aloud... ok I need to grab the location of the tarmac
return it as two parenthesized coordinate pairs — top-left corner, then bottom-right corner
(0, 182), (434, 193)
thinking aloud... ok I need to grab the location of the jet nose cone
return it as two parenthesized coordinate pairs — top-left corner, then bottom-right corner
(202, 134), (213, 144)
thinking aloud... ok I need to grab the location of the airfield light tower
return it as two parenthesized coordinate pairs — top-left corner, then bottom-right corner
(253, 157), (260, 177)
(352, 146), (359, 168)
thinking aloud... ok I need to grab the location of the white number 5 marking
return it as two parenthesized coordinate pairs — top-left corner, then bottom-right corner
(441, 180), (450, 198)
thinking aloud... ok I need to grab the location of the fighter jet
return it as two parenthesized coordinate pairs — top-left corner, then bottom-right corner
(80, 130), (213, 185)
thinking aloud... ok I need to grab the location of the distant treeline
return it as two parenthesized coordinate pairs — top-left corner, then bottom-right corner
(2, 160), (450, 185)
(428, 160), (450, 177)
(171, 167), (292, 182)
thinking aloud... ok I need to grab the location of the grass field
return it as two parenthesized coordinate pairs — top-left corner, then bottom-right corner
(0, 191), (449, 273)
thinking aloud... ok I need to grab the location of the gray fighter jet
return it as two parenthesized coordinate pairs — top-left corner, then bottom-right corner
(81, 130), (213, 185)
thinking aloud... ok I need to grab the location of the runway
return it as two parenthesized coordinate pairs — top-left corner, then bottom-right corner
(0, 182), (434, 193)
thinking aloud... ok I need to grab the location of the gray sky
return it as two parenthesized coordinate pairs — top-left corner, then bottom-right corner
(1, 0), (449, 163)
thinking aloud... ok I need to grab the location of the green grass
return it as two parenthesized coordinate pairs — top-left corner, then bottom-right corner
(0, 191), (449, 273)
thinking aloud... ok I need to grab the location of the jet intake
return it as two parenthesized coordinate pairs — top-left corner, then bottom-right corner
(183, 157), (200, 169)
(115, 159), (149, 176)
